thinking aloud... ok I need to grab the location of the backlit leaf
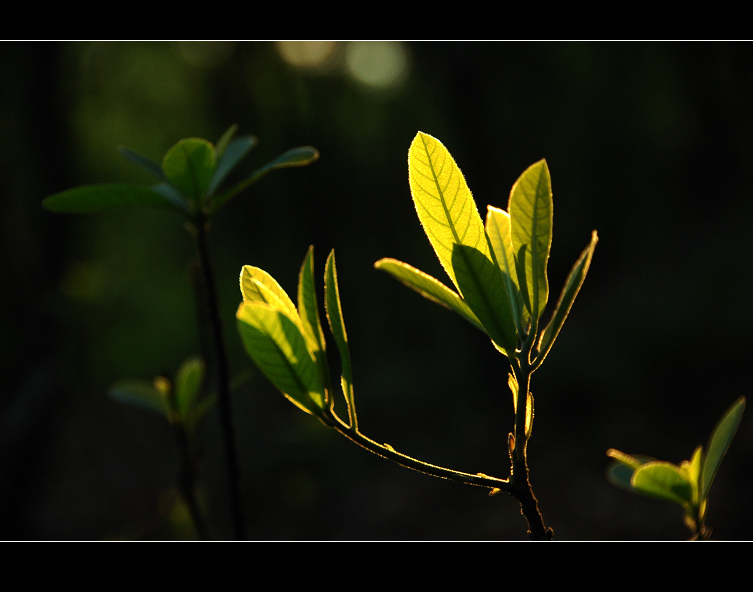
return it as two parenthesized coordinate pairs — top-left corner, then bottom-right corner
(325, 251), (355, 425)
(701, 396), (746, 500)
(534, 231), (598, 369)
(631, 462), (694, 506)
(509, 159), (552, 322)
(240, 265), (297, 319)
(486, 206), (529, 334)
(237, 302), (325, 415)
(408, 132), (516, 355)
(374, 258), (484, 333)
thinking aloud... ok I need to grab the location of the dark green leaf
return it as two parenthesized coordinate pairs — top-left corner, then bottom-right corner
(43, 184), (180, 213)
(162, 138), (216, 203)
(207, 136), (258, 197)
(297, 246), (331, 397)
(117, 147), (166, 181)
(211, 146), (319, 212)
(109, 379), (169, 416)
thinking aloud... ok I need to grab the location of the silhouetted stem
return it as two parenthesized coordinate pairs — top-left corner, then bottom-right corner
(321, 410), (511, 490)
(191, 215), (245, 540)
(509, 353), (552, 540)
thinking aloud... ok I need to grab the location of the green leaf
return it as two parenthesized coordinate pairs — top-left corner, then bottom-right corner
(486, 206), (529, 334)
(161, 138), (216, 204)
(325, 250), (355, 426)
(211, 145), (320, 212)
(174, 356), (205, 420)
(215, 124), (239, 158)
(42, 184), (179, 213)
(237, 301), (325, 415)
(109, 379), (169, 416)
(534, 230), (598, 369)
(374, 258), (485, 333)
(509, 159), (553, 322)
(297, 246), (331, 396)
(117, 147), (166, 181)
(240, 265), (298, 319)
(605, 449), (653, 491)
(207, 136), (258, 197)
(631, 462), (694, 506)
(701, 396), (746, 500)
(408, 132), (517, 355)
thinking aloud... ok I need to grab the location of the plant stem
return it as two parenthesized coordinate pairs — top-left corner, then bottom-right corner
(508, 355), (552, 540)
(191, 215), (245, 540)
(174, 423), (210, 540)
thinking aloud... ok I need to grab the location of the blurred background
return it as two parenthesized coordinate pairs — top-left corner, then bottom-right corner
(1, 41), (752, 540)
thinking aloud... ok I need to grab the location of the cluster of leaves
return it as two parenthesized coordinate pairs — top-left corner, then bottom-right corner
(236, 247), (354, 425)
(607, 396), (745, 539)
(375, 133), (598, 441)
(235, 132), (599, 539)
(109, 356), (213, 435)
(42, 124), (319, 218)
(42, 125), (320, 540)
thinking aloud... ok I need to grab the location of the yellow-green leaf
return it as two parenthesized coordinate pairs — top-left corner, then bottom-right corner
(486, 206), (529, 334)
(509, 159), (553, 322)
(374, 258), (484, 333)
(408, 132), (516, 355)
(325, 251), (355, 426)
(240, 265), (298, 319)
(237, 301), (325, 415)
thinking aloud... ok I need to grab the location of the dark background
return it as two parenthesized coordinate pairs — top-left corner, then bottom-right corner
(2, 41), (752, 540)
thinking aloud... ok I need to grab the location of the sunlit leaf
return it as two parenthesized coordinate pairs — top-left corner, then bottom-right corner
(486, 206), (529, 334)
(374, 258), (484, 333)
(509, 159), (552, 322)
(237, 301), (325, 415)
(240, 265), (298, 319)
(683, 445), (703, 506)
(162, 138), (216, 203)
(325, 250), (355, 425)
(109, 379), (169, 416)
(534, 231), (598, 369)
(42, 184), (179, 213)
(408, 132), (516, 355)
(297, 246), (331, 395)
(701, 396), (746, 500)
(632, 462), (694, 506)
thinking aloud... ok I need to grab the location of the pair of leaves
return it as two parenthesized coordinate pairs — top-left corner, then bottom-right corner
(109, 355), (215, 435)
(607, 397), (746, 535)
(42, 124), (319, 217)
(375, 132), (597, 367)
(236, 247), (354, 425)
